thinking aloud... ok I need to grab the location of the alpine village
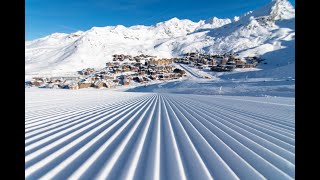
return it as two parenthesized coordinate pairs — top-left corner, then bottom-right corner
(26, 53), (261, 90)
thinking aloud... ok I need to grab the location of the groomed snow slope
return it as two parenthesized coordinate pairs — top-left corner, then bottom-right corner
(25, 89), (295, 179)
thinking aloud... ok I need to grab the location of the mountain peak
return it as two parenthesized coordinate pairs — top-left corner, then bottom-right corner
(158, 17), (197, 25)
(270, 0), (295, 20)
(48, 33), (68, 38)
(204, 17), (231, 27)
(250, 0), (294, 20)
(167, 17), (180, 22)
(158, 17), (182, 25)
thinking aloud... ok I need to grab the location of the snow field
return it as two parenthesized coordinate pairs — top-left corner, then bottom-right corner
(25, 89), (294, 180)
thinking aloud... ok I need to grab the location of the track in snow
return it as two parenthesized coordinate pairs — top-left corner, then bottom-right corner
(25, 89), (295, 180)
(179, 64), (203, 78)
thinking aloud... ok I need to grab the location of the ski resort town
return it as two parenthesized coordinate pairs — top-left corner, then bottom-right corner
(26, 53), (261, 90)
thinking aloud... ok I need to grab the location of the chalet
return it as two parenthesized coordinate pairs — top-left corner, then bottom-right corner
(140, 70), (146, 76)
(220, 58), (228, 65)
(198, 66), (204, 70)
(148, 65), (156, 70)
(106, 62), (114, 68)
(174, 59), (181, 63)
(105, 81), (115, 88)
(164, 65), (173, 72)
(182, 60), (189, 64)
(92, 77), (101, 82)
(114, 69), (122, 74)
(52, 76), (79, 82)
(79, 68), (95, 75)
(155, 65), (164, 72)
(215, 57), (225, 63)
(103, 74), (115, 80)
(32, 80), (44, 87)
(113, 79), (120, 85)
(131, 73), (139, 78)
(225, 61), (236, 70)
(149, 75), (157, 80)
(244, 64), (255, 68)
(163, 74), (170, 80)
(58, 82), (68, 89)
(94, 81), (106, 89)
(32, 77), (49, 84)
(169, 73), (176, 79)
(121, 65), (131, 72)
(68, 83), (79, 90)
(158, 74), (164, 80)
(45, 83), (59, 89)
(133, 76), (144, 83)
(131, 67), (139, 72)
(235, 60), (246, 68)
(78, 82), (92, 89)
(149, 70), (157, 75)
(148, 59), (156, 66)
(135, 58), (141, 63)
(148, 59), (173, 66)
(188, 52), (199, 59)
(47, 78), (59, 83)
(134, 62), (142, 67)
(210, 60), (217, 66)
(196, 63), (205, 69)
(227, 60), (236, 64)
(172, 73), (180, 79)
(173, 68), (185, 75)
(113, 62), (120, 66)
(123, 78), (130, 85)
(244, 56), (258, 62)
(141, 65), (148, 70)
(113, 65), (120, 69)
(122, 67), (130, 72)
(211, 65), (231, 72)
(118, 75), (126, 80)
(143, 77), (151, 82)
(202, 59), (208, 65)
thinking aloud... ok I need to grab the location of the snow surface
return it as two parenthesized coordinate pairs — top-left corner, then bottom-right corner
(127, 77), (295, 97)
(25, 88), (295, 179)
(25, 0), (295, 80)
(125, 62), (294, 97)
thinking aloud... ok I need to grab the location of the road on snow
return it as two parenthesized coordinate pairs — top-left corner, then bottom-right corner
(179, 64), (204, 78)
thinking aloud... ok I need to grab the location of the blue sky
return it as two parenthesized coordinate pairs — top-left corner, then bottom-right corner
(26, 0), (295, 40)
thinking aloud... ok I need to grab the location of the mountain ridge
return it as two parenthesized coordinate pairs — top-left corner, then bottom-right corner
(25, 0), (294, 75)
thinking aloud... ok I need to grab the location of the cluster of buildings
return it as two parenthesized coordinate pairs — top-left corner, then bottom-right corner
(25, 76), (82, 90)
(26, 54), (186, 90)
(112, 54), (157, 62)
(25, 52), (263, 89)
(175, 53), (261, 72)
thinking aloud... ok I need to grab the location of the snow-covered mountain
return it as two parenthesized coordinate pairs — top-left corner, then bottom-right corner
(25, 0), (295, 75)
